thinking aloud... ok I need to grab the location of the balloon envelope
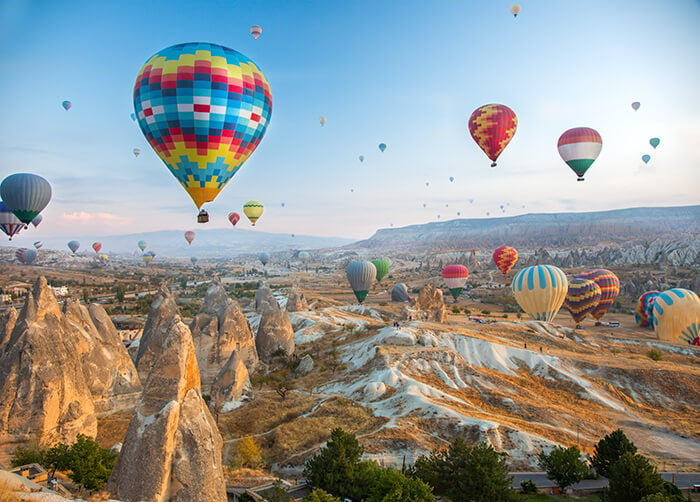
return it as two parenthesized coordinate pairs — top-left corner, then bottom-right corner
(0, 173), (52, 224)
(652, 288), (700, 345)
(33, 241), (42, 249)
(493, 245), (518, 275)
(68, 240), (80, 254)
(378, 143), (387, 152)
(298, 251), (310, 261)
(391, 283), (411, 302)
(558, 127), (602, 181)
(359, 155), (364, 162)
(31, 214), (42, 227)
(576, 269), (620, 320)
(510, 4), (521, 16)
(228, 212), (241, 226)
(0, 201), (24, 240)
(631, 101), (640, 111)
(191, 256), (198, 264)
(642, 154), (651, 164)
(468, 104), (517, 167)
(92, 242), (102, 253)
(184, 231), (195, 244)
(133, 148), (141, 157)
(258, 252), (270, 266)
(371, 259), (390, 282)
(62, 100), (72, 111)
(137, 240), (147, 252)
(243, 201), (264, 226)
(346, 261), (377, 304)
(133, 42), (272, 210)
(15, 248), (37, 265)
(319, 116), (327, 126)
(635, 291), (660, 328)
(250, 25), (262, 39)
(512, 265), (568, 322)
(142, 252), (154, 264)
(442, 264), (469, 300)
(449, 176), (454, 182)
(564, 278), (602, 324)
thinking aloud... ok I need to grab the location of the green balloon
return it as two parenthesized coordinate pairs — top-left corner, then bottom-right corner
(371, 259), (391, 282)
(649, 137), (660, 149)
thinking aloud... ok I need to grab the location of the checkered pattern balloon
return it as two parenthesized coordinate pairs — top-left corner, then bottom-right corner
(576, 269), (620, 321)
(134, 42), (272, 209)
(493, 245), (518, 275)
(468, 104), (517, 167)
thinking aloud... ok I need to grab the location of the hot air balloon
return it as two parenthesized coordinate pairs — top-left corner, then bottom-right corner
(456, 212), (461, 216)
(142, 251), (154, 264)
(510, 4), (521, 16)
(15, 248), (37, 265)
(442, 264), (469, 301)
(130, 113), (136, 121)
(228, 212), (241, 226)
(31, 214), (42, 227)
(564, 277), (602, 324)
(512, 265), (568, 322)
(191, 256), (198, 265)
(652, 289), (700, 345)
(133, 43), (272, 221)
(649, 137), (660, 149)
(298, 251), (310, 262)
(558, 127), (602, 181)
(319, 116), (327, 126)
(468, 104), (518, 167)
(631, 102), (640, 111)
(97, 253), (108, 262)
(425, 182), (430, 187)
(62, 100), (72, 111)
(243, 201), (264, 226)
(346, 261), (377, 304)
(68, 240), (80, 254)
(359, 155), (365, 162)
(33, 241), (42, 249)
(0, 173), (52, 224)
(133, 148), (141, 157)
(642, 154), (651, 164)
(0, 201), (24, 240)
(258, 252), (270, 266)
(635, 291), (660, 328)
(391, 283), (411, 303)
(378, 143), (387, 152)
(137, 240), (147, 252)
(92, 242), (102, 254)
(281, 202), (285, 208)
(250, 25), (262, 39)
(184, 231), (195, 245)
(449, 176), (454, 182)
(576, 269), (620, 321)
(493, 245), (518, 275)
(422, 203), (427, 208)
(371, 259), (390, 282)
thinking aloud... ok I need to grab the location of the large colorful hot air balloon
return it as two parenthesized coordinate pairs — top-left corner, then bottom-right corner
(642, 154), (651, 164)
(468, 104), (518, 167)
(564, 278), (602, 324)
(243, 201), (264, 226)
(493, 246), (518, 275)
(576, 269), (620, 321)
(184, 231), (195, 245)
(558, 127), (603, 181)
(391, 283), (411, 303)
(33, 241), (43, 249)
(31, 214), (42, 227)
(319, 116), (327, 126)
(442, 264), (469, 300)
(371, 259), (390, 282)
(228, 212), (241, 226)
(62, 100), (72, 111)
(652, 289), (700, 345)
(133, 43), (272, 219)
(512, 265), (568, 322)
(258, 252), (270, 266)
(649, 137), (660, 149)
(137, 240), (147, 252)
(378, 143), (387, 153)
(635, 291), (660, 328)
(68, 240), (80, 254)
(510, 4), (521, 16)
(15, 248), (37, 265)
(631, 102), (640, 111)
(346, 261), (377, 304)
(0, 173), (52, 224)
(0, 201), (24, 240)
(250, 25), (262, 39)
(92, 242), (102, 254)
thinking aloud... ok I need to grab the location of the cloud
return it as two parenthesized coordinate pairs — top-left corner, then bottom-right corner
(62, 212), (133, 225)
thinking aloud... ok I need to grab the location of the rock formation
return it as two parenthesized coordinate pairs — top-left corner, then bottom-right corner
(210, 350), (252, 412)
(189, 280), (258, 388)
(108, 309), (226, 502)
(256, 299), (295, 361)
(136, 285), (182, 382)
(285, 287), (309, 312)
(254, 283), (276, 312)
(413, 285), (447, 322)
(0, 306), (17, 347)
(294, 354), (314, 377)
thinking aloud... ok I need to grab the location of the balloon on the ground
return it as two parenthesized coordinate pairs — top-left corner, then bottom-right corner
(635, 291), (660, 328)
(15, 248), (37, 265)
(631, 102), (640, 111)
(576, 269), (620, 321)
(33, 241), (43, 249)
(442, 264), (469, 300)
(68, 240), (80, 254)
(642, 154), (650, 164)
(184, 231), (195, 245)
(371, 259), (390, 282)
(31, 214), (42, 227)
(468, 104), (518, 167)
(0, 201), (24, 240)
(0, 173), (52, 224)
(228, 212), (241, 226)
(137, 240), (147, 252)
(319, 116), (327, 126)
(346, 261), (377, 304)
(133, 148), (141, 157)
(250, 25), (262, 39)
(493, 245), (518, 275)
(391, 283), (411, 302)
(62, 100), (72, 111)
(652, 288), (700, 345)
(378, 143), (387, 152)
(564, 278), (602, 324)
(511, 265), (568, 322)
(243, 201), (264, 225)
(649, 137), (660, 149)
(258, 252), (270, 266)
(510, 4), (521, 16)
(558, 127), (602, 181)
(133, 42), (272, 212)
(92, 242), (102, 254)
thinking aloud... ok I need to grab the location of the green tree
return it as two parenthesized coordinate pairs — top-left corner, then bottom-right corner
(43, 442), (71, 477)
(303, 428), (364, 499)
(537, 445), (589, 491)
(592, 429), (638, 477)
(115, 283), (126, 303)
(10, 444), (46, 467)
(82, 288), (90, 303)
(359, 462), (433, 502)
(603, 452), (665, 502)
(639, 494), (672, 502)
(66, 435), (116, 492)
(302, 489), (342, 501)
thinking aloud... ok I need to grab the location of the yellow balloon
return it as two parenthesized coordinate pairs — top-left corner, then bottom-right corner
(243, 200), (264, 226)
(652, 289), (700, 344)
(511, 265), (568, 322)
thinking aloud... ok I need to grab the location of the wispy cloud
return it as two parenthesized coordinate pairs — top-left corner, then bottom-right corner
(62, 212), (133, 225)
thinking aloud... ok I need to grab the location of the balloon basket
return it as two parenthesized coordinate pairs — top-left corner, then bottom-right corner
(577, 177), (585, 182)
(197, 210), (209, 223)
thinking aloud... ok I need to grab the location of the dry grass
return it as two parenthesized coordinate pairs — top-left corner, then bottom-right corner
(95, 409), (134, 449)
(0, 481), (17, 502)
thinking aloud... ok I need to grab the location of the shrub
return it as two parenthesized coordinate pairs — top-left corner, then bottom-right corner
(451, 307), (461, 314)
(647, 349), (663, 361)
(520, 479), (537, 494)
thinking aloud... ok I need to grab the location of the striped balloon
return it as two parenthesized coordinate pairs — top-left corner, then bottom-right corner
(391, 283), (410, 302)
(558, 127), (602, 181)
(493, 245), (518, 275)
(243, 201), (264, 226)
(371, 259), (391, 282)
(576, 269), (620, 321)
(564, 278), (601, 324)
(346, 261), (377, 304)
(512, 265), (568, 322)
(15, 248), (37, 265)
(0, 173), (52, 224)
(0, 201), (24, 240)
(652, 289), (700, 345)
(635, 291), (660, 328)
(468, 104), (517, 167)
(442, 264), (469, 300)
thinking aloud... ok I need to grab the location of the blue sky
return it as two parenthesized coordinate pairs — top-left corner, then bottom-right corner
(1, 0), (698, 246)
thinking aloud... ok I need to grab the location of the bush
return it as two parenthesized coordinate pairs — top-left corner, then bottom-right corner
(520, 479), (537, 494)
(592, 429), (637, 478)
(647, 349), (663, 361)
(538, 446), (589, 491)
(603, 452), (665, 502)
(452, 307), (461, 314)
(481, 309), (491, 315)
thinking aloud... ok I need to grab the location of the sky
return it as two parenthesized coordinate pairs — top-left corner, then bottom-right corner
(0, 0), (698, 248)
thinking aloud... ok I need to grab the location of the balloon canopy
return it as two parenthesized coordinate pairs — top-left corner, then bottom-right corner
(576, 269), (620, 321)
(92, 242), (102, 254)
(68, 240), (80, 254)
(631, 101), (640, 111)
(378, 143), (387, 152)
(137, 240), (147, 252)
(0, 201), (24, 240)
(250, 25), (262, 39)
(184, 231), (195, 244)
(493, 245), (518, 275)
(391, 283), (410, 303)
(564, 277), (602, 324)
(0, 173), (52, 224)
(442, 264), (469, 300)
(258, 251), (270, 266)
(558, 127), (602, 181)
(243, 201), (264, 225)
(468, 104), (517, 167)
(15, 248), (37, 265)
(509, 4), (521, 16)
(652, 289), (700, 345)
(371, 259), (391, 282)
(635, 291), (660, 328)
(62, 100), (72, 111)
(512, 265), (568, 322)
(346, 261), (377, 304)
(649, 137), (660, 149)
(31, 214), (43, 227)
(228, 212), (241, 226)
(642, 154), (651, 164)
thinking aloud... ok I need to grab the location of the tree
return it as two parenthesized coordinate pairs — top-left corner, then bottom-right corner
(603, 452), (665, 502)
(66, 435), (116, 492)
(537, 445), (589, 492)
(592, 429), (638, 477)
(115, 283), (126, 303)
(43, 442), (71, 478)
(304, 428), (364, 499)
(11, 444), (45, 467)
(302, 489), (342, 501)
(231, 436), (264, 469)
(357, 462), (433, 502)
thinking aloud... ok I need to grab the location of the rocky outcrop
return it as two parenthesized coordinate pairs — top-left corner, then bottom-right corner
(254, 283), (276, 313)
(0, 307), (17, 347)
(210, 350), (252, 412)
(256, 300), (295, 361)
(294, 354), (314, 377)
(414, 285), (447, 323)
(190, 281), (258, 388)
(286, 287), (309, 312)
(108, 311), (226, 502)
(136, 286), (182, 382)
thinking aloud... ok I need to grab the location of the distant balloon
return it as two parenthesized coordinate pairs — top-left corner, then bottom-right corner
(425, 182), (429, 187)
(142, 251), (155, 264)
(0, 202), (24, 240)
(133, 148), (141, 157)
(319, 116), (327, 126)
(391, 283), (411, 303)
(558, 127), (603, 181)
(635, 291), (660, 328)
(631, 102), (640, 111)
(510, 4), (521, 16)
(298, 251), (310, 262)
(15, 248), (37, 265)
(512, 265), (568, 322)
(243, 201), (264, 226)
(564, 278), (602, 324)
(442, 264), (469, 300)
(468, 104), (518, 167)
(652, 288), (700, 345)
(576, 269), (620, 321)
(422, 203), (427, 208)
(350, 188), (354, 193)
(649, 137), (660, 149)
(31, 214), (42, 227)
(437, 215), (441, 219)
(68, 240), (80, 254)
(228, 212), (241, 227)
(378, 143), (387, 153)
(281, 202), (285, 208)
(250, 25), (262, 39)
(258, 251), (270, 266)
(445, 204), (449, 208)
(184, 231), (195, 245)
(137, 240), (147, 252)
(469, 199), (474, 204)
(486, 212), (490, 216)
(346, 261), (377, 304)
(191, 256), (198, 265)
(371, 259), (390, 282)
(449, 176), (454, 183)
(62, 100), (72, 111)
(33, 241), (43, 250)
(97, 253), (108, 262)
(0, 173), (52, 224)
(456, 211), (461, 216)
(493, 245), (518, 275)
(92, 242), (102, 254)
(130, 113), (136, 121)
(359, 155), (365, 162)
(642, 154), (651, 164)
